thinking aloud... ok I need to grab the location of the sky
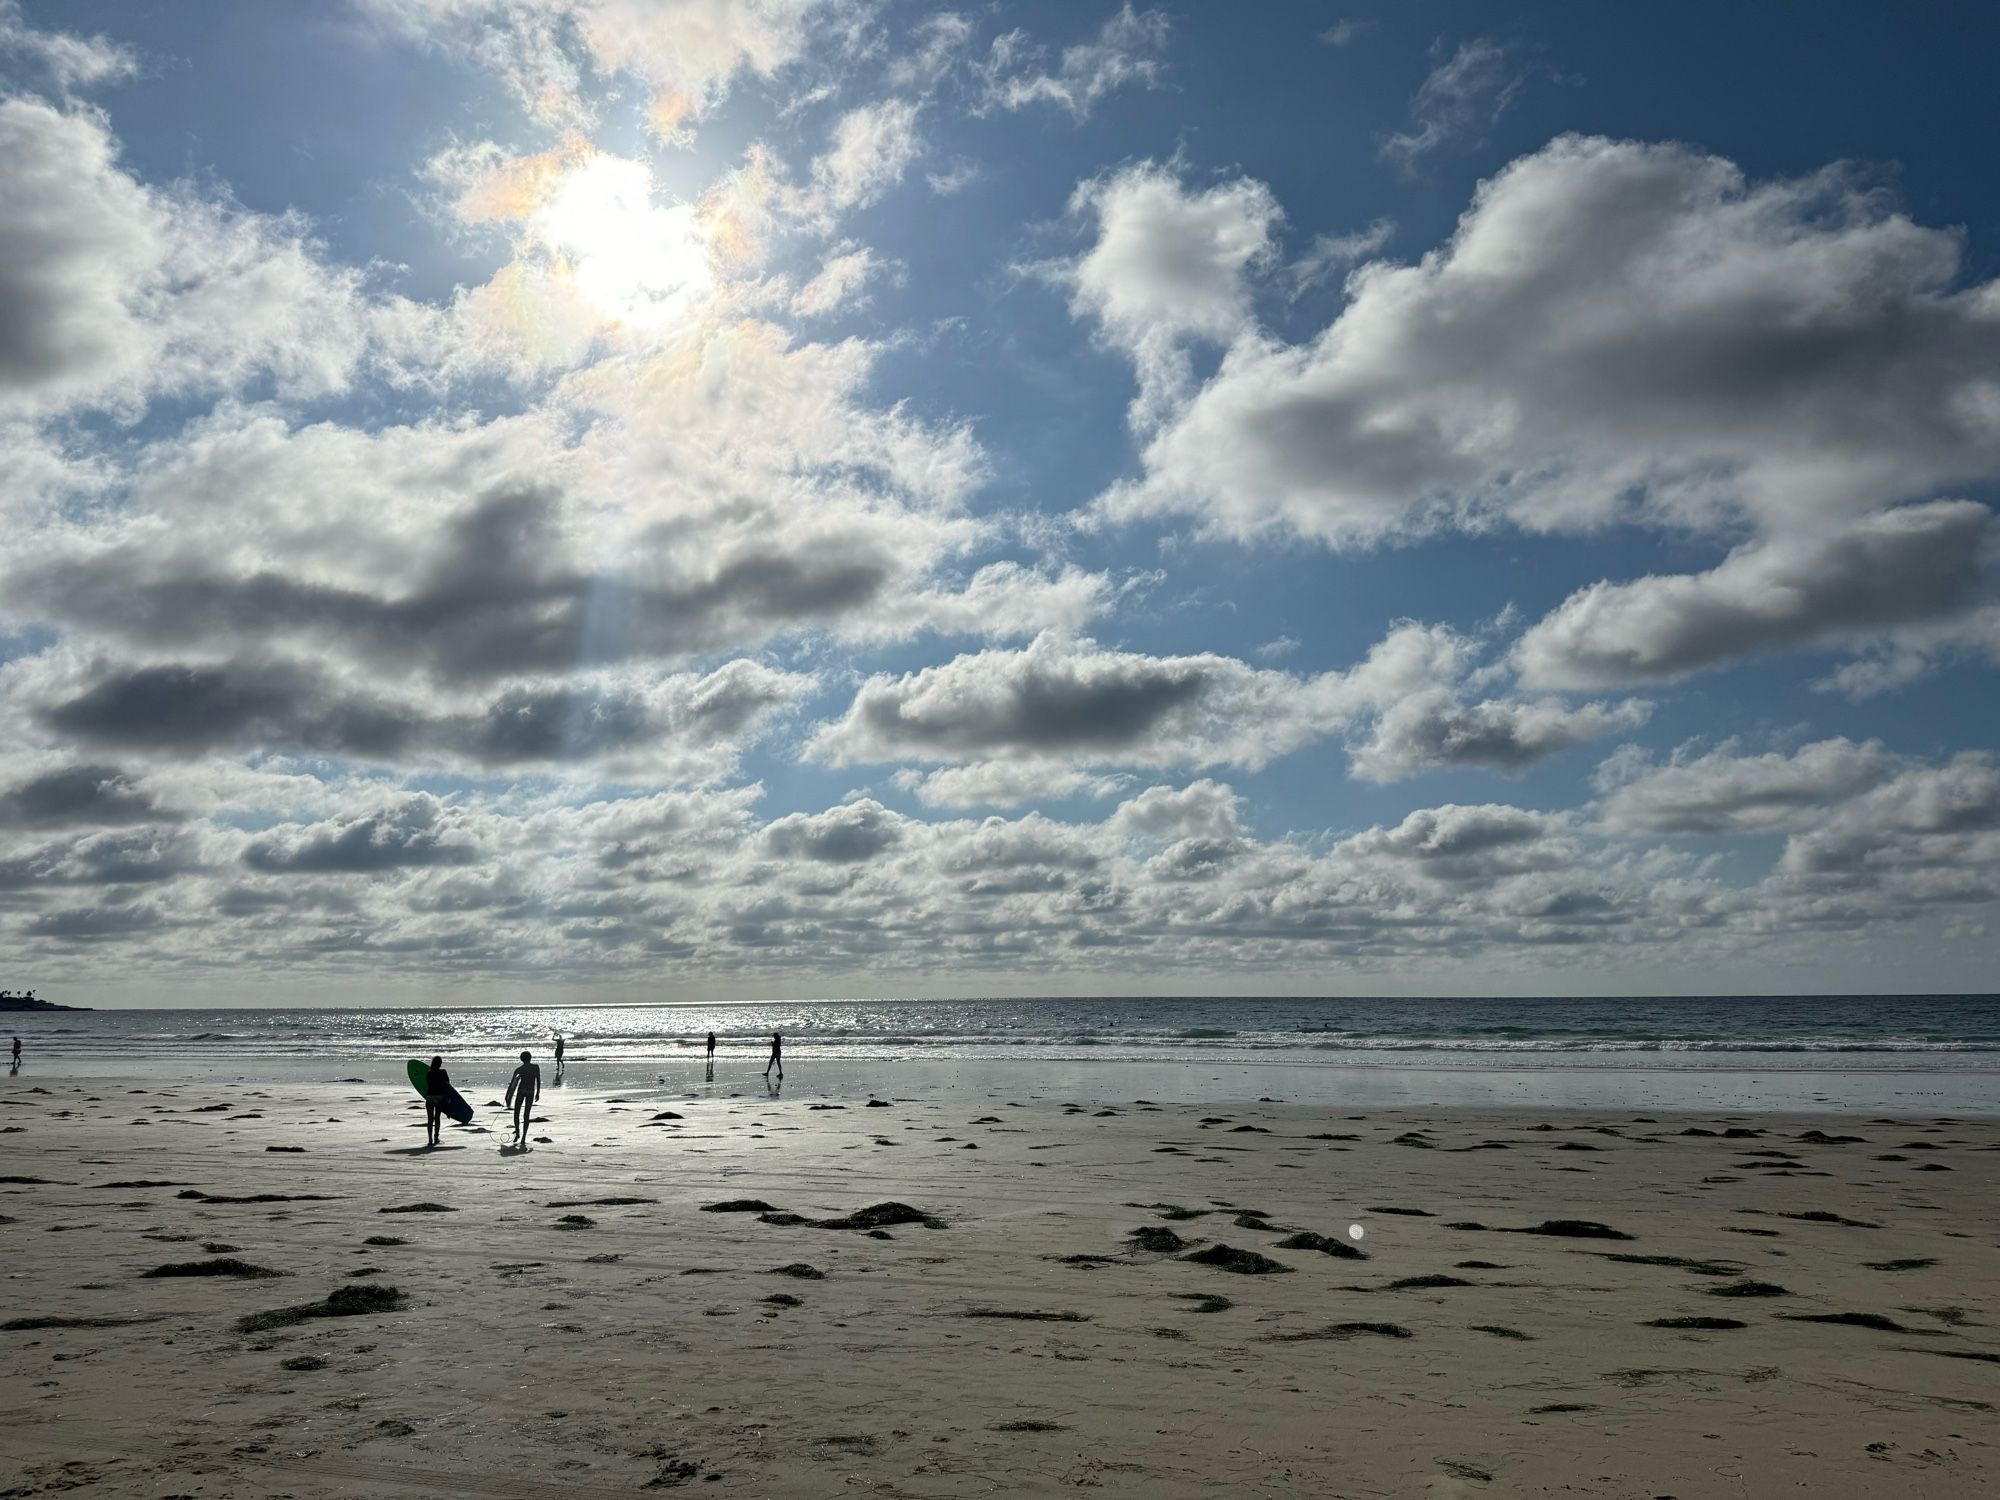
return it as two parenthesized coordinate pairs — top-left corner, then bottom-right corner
(4, 1), (1999, 1008)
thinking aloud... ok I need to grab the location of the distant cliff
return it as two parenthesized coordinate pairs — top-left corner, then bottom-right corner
(0, 995), (87, 1012)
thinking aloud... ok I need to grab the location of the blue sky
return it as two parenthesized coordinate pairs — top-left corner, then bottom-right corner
(3, 1), (1998, 1005)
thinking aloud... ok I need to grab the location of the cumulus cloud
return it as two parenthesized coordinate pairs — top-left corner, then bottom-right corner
(1063, 163), (1280, 425)
(1593, 738), (1903, 835)
(808, 624), (1644, 796)
(808, 632), (1351, 776)
(1514, 501), (1992, 690)
(243, 795), (481, 875)
(980, 4), (1169, 119)
(0, 98), (433, 420)
(1097, 135), (2000, 552)
(19, 652), (812, 784)
(0, 763), (173, 828)
(2, 757), (1990, 983)
(1351, 691), (1650, 783)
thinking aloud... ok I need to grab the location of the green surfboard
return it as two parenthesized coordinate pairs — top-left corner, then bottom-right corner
(407, 1058), (473, 1125)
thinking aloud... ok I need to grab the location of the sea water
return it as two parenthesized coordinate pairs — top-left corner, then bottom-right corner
(6, 994), (1999, 1113)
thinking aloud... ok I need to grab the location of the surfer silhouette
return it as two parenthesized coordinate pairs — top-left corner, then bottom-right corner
(506, 1050), (542, 1145)
(763, 1031), (783, 1082)
(422, 1054), (450, 1147)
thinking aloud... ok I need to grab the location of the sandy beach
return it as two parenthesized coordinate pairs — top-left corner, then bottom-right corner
(0, 1075), (1994, 1498)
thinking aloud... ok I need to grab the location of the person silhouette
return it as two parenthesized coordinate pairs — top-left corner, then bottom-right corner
(763, 1031), (783, 1082)
(9, 1034), (19, 1075)
(705, 1031), (716, 1080)
(422, 1054), (451, 1147)
(553, 1033), (565, 1076)
(506, 1050), (542, 1145)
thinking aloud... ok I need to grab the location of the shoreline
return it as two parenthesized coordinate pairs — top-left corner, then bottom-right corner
(8, 1052), (1999, 1114)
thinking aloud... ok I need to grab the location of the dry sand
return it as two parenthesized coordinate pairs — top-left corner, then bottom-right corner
(1, 1076), (1996, 1497)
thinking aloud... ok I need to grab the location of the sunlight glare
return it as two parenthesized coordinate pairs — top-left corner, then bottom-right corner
(532, 153), (713, 332)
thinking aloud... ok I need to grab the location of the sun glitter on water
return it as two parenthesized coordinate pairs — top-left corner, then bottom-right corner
(530, 152), (713, 332)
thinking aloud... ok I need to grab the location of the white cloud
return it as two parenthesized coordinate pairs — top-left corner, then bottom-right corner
(1381, 38), (1529, 171)
(1513, 501), (1992, 690)
(1593, 738), (1902, 835)
(358, 0), (836, 137)
(1093, 134), (2000, 603)
(791, 243), (886, 317)
(1063, 163), (1280, 427)
(0, 1), (139, 90)
(1318, 20), (1372, 48)
(980, 3), (1169, 119)
(1351, 690), (1650, 783)
(1287, 218), (1393, 294)
(811, 98), (923, 214)
(808, 622), (1645, 790)
(0, 98), (435, 420)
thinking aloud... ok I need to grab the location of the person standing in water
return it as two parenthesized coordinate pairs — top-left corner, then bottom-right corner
(763, 1031), (783, 1081)
(423, 1054), (451, 1147)
(10, 1034), (20, 1073)
(553, 1032), (566, 1078)
(506, 1050), (542, 1145)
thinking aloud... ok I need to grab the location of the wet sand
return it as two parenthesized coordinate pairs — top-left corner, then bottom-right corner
(2, 1076), (1996, 1497)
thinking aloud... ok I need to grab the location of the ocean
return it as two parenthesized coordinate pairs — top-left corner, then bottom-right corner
(8, 994), (2000, 1113)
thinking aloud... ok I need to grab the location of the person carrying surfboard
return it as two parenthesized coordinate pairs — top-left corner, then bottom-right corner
(506, 1050), (542, 1145)
(423, 1054), (452, 1146)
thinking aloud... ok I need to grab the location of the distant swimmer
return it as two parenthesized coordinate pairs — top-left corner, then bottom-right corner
(506, 1050), (542, 1145)
(422, 1054), (451, 1147)
(763, 1031), (783, 1082)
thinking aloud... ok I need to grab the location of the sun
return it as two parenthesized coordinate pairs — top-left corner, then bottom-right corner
(531, 152), (713, 332)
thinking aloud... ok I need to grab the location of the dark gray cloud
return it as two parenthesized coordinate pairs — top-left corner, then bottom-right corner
(25, 902), (164, 940)
(1593, 739), (1901, 835)
(34, 655), (807, 779)
(762, 800), (905, 863)
(1515, 502), (1993, 690)
(1352, 692), (1650, 781)
(242, 797), (481, 875)
(810, 633), (1362, 775)
(0, 763), (172, 826)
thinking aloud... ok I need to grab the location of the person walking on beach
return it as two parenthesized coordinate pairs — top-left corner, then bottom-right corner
(506, 1050), (542, 1145)
(763, 1031), (783, 1082)
(422, 1054), (451, 1147)
(705, 1030), (716, 1080)
(9, 1034), (19, 1073)
(553, 1032), (566, 1078)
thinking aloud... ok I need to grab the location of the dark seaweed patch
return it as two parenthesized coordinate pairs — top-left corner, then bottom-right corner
(1181, 1244), (1291, 1275)
(142, 1258), (285, 1279)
